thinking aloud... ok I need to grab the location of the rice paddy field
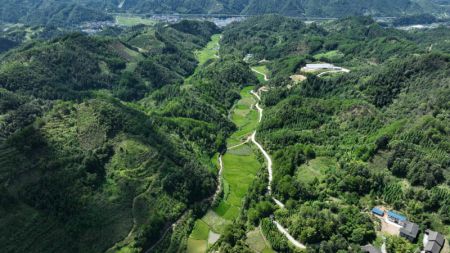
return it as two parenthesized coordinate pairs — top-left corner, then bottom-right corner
(187, 84), (265, 252)
(227, 86), (259, 147)
(214, 144), (260, 220)
(195, 34), (221, 66)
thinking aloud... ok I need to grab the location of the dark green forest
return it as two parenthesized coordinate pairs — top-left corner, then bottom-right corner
(0, 19), (258, 253)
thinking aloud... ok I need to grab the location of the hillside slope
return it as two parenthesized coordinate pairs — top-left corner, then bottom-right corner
(210, 15), (450, 253)
(0, 20), (258, 253)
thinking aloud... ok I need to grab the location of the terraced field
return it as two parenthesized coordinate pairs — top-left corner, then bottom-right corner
(187, 85), (262, 252)
(214, 144), (260, 220)
(227, 86), (259, 147)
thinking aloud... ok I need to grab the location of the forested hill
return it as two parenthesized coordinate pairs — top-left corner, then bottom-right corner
(0, 0), (112, 27)
(0, 0), (447, 27)
(0, 19), (258, 253)
(73, 0), (448, 17)
(211, 15), (450, 252)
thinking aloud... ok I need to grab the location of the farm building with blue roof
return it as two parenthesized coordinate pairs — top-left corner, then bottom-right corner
(387, 211), (407, 224)
(371, 207), (384, 217)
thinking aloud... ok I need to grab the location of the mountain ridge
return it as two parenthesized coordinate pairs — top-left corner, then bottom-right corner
(0, 0), (448, 27)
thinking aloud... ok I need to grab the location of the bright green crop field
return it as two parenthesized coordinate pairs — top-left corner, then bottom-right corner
(227, 86), (259, 147)
(195, 34), (221, 66)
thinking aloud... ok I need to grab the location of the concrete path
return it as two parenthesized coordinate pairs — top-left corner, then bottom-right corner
(251, 68), (269, 81)
(274, 221), (306, 249)
(250, 91), (305, 249)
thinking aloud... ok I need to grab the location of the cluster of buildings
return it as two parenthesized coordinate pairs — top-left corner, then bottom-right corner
(79, 21), (116, 34)
(369, 207), (446, 253)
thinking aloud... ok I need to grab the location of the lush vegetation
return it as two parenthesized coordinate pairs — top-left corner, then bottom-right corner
(0, 19), (258, 253)
(213, 15), (450, 253)
(1, 10), (450, 253)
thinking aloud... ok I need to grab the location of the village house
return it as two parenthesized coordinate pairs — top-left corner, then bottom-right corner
(400, 221), (420, 242)
(424, 229), (445, 253)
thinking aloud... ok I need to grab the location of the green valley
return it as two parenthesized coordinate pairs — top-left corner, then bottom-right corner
(0, 3), (449, 253)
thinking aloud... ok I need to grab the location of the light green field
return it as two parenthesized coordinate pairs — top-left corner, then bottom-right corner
(252, 65), (269, 83)
(188, 81), (261, 251)
(227, 86), (259, 147)
(190, 220), (210, 240)
(296, 156), (336, 183)
(201, 210), (230, 234)
(187, 238), (207, 253)
(313, 50), (344, 62)
(183, 34), (221, 88)
(246, 228), (275, 253)
(195, 34), (221, 66)
(116, 16), (157, 26)
(214, 144), (260, 220)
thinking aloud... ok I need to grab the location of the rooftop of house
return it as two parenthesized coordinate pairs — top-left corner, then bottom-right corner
(424, 241), (443, 253)
(400, 221), (419, 238)
(426, 229), (445, 247)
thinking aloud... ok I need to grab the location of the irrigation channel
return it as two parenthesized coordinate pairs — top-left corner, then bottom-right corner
(187, 85), (305, 251)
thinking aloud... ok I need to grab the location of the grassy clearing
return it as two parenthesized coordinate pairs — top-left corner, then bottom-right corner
(313, 50), (344, 62)
(183, 34), (220, 88)
(187, 238), (207, 253)
(209, 153), (220, 173)
(201, 210), (230, 234)
(195, 34), (220, 66)
(296, 156), (336, 183)
(116, 16), (157, 26)
(190, 220), (210, 240)
(252, 65), (269, 82)
(246, 228), (274, 253)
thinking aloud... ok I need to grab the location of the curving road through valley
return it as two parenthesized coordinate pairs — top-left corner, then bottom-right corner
(250, 87), (305, 249)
